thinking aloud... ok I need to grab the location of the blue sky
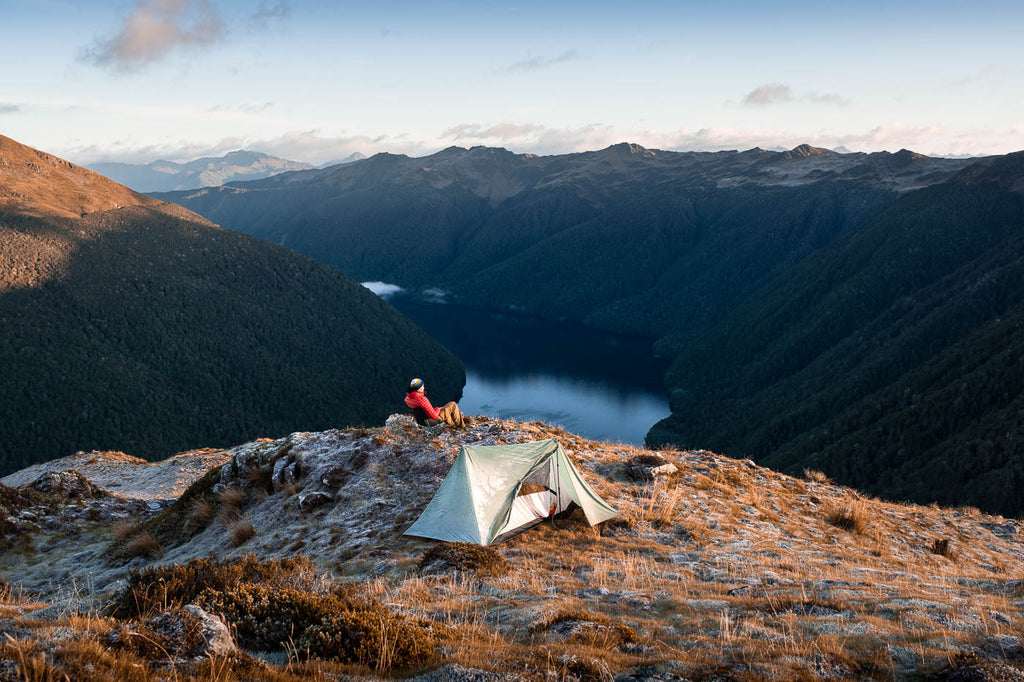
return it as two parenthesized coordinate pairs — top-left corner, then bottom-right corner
(2, 0), (1022, 164)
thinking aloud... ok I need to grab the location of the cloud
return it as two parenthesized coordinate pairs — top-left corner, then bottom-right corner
(443, 122), (545, 141)
(0, 103), (19, 114)
(742, 84), (849, 107)
(507, 50), (580, 73)
(249, 0), (290, 28)
(79, 0), (225, 72)
(743, 84), (793, 106)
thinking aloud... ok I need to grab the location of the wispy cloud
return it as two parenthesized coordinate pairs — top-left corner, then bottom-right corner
(0, 103), (19, 114)
(79, 0), (226, 73)
(248, 0), (290, 29)
(742, 83), (848, 107)
(507, 50), (580, 73)
(743, 84), (793, 106)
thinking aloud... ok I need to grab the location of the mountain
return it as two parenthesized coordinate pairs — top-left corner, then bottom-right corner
(154, 143), (972, 342)
(648, 151), (1024, 515)
(87, 150), (313, 193)
(318, 151), (367, 168)
(2, 416), (1024, 679)
(0, 134), (464, 474)
(153, 143), (1024, 513)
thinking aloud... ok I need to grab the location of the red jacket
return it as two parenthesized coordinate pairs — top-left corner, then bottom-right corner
(404, 390), (439, 419)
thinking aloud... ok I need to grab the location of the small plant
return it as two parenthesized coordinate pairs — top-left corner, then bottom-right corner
(217, 488), (245, 525)
(417, 542), (509, 577)
(931, 538), (956, 559)
(804, 469), (831, 484)
(229, 518), (256, 547)
(823, 499), (868, 535)
(124, 533), (163, 559)
(530, 608), (638, 649)
(184, 498), (216, 535)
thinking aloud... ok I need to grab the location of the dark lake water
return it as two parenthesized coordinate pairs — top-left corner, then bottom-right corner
(375, 286), (670, 445)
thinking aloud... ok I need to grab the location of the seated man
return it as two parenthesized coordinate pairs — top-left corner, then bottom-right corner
(404, 378), (469, 428)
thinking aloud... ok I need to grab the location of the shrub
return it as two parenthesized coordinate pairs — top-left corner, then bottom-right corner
(417, 542), (509, 577)
(123, 533), (163, 559)
(931, 537), (955, 559)
(530, 608), (638, 649)
(823, 499), (869, 535)
(228, 518), (255, 547)
(804, 469), (831, 484)
(298, 603), (437, 672)
(109, 554), (322, 619)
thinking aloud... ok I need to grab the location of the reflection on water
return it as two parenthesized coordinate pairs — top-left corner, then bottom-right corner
(388, 295), (669, 445)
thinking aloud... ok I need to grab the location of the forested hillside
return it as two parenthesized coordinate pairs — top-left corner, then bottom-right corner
(158, 144), (967, 341)
(155, 143), (1024, 514)
(649, 153), (1024, 515)
(0, 136), (464, 474)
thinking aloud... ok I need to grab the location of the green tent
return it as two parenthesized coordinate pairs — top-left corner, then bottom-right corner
(404, 438), (618, 545)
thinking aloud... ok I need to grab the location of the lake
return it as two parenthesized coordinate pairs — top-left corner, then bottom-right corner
(370, 285), (670, 445)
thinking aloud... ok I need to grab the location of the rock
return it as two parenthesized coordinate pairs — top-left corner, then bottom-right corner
(626, 455), (678, 482)
(298, 491), (332, 512)
(272, 456), (301, 492)
(409, 664), (521, 681)
(27, 470), (104, 499)
(321, 466), (352, 489)
(146, 605), (236, 659)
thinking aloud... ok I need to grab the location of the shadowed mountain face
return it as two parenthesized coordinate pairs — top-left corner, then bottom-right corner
(155, 144), (973, 342)
(155, 143), (1024, 513)
(0, 135), (464, 474)
(649, 153), (1024, 516)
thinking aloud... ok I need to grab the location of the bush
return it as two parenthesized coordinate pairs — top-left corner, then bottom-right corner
(299, 603), (438, 672)
(417, 542), (509, 577)
(106, 554), (437, 672)
(109, 554), (322, 619)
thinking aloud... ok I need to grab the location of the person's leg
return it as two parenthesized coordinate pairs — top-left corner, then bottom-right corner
(437, 402), (466, 427)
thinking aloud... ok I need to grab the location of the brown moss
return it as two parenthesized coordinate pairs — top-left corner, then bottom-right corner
(530, 608), (638, 649)
(417, 542), (509, 577)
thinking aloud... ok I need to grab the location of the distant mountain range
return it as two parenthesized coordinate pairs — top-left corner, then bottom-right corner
(86, 150), (367, 193)
(0, 135), (464, 474)
(154, 142), (1024, 514)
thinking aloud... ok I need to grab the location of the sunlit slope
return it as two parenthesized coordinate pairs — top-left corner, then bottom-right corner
(0, 136), (464, 474)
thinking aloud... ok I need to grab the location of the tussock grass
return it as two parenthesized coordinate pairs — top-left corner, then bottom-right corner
(228, 517), (256, 547)
(823, 498), (870, 535)
(123, 533), (163, 559)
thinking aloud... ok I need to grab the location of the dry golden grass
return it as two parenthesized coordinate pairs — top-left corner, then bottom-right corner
(823, 497), (870, 535)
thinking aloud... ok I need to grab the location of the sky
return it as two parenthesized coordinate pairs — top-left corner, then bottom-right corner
(2, 0), (1023, 166)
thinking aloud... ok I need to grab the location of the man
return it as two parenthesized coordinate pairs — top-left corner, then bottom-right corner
(405, 378), (468, 428)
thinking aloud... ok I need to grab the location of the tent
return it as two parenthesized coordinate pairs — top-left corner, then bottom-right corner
(404, 438), (618, 546)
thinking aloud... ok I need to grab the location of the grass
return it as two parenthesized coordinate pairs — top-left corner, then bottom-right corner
(7, 417), (1024, 680)
(823, 498), (870, 535)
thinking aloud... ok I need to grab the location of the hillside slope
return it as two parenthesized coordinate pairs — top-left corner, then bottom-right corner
(156, 144), (971, 340)
(0, 135), (464, 473)
(2, 417), (1023, 680)
(650, 152), (1024, 515)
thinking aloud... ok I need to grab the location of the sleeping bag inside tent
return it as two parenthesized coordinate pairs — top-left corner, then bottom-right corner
(404, 438), (618, 546)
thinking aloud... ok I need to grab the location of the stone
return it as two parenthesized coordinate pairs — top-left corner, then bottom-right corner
(146, 605), (236, 659)
(27, 470), (103, 499)
(298, 491), (332, 512)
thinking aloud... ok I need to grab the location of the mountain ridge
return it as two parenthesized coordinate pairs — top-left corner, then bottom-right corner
(0, 135), (465, 474)
(87, 150), (314, 193)
(2, 415), (1023, 680)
